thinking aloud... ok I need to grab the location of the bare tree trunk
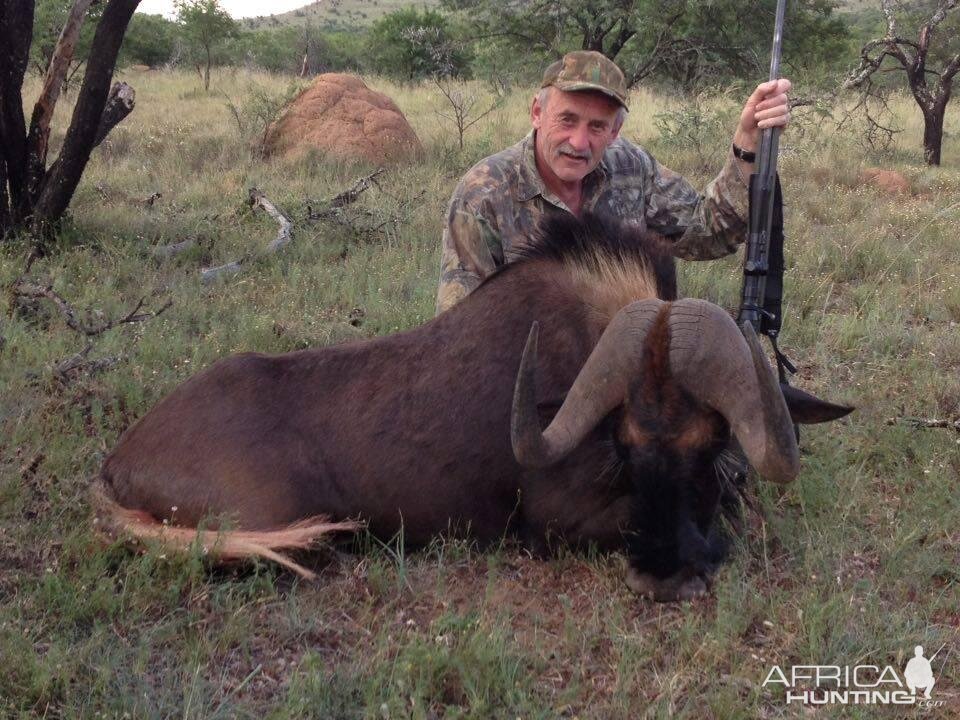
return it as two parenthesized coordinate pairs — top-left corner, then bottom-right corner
(204, 47), (211, 91)
(0, 0), (36, 227)
(0, 155), (9, 233)
(32, 0), (142, 231)
(922, 106), (945, 166)
(26, 0), (96, 201)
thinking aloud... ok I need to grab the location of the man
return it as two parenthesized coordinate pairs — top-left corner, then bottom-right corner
(436, 50), (792, 313)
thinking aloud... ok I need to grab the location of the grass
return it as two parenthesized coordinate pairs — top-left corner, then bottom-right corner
(2, 68), (959, 717)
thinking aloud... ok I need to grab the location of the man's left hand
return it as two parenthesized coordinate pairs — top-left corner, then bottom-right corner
(734, 78), (792, 150)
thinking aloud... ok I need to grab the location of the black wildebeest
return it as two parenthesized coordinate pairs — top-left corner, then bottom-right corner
(96, 214), (851, 600)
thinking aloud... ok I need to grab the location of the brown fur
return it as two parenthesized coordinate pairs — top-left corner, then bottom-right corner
(98, 216), (679, 571)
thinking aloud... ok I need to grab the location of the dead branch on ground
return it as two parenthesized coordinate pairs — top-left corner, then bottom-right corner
(12, 281), (171, 336)
(886, 416), (960, 433)
(10, 279), (171, 383)
(306, 169), (385, 222)
(150, 237), (197, 259)
(306, 169), (423, 241)
(201, 187), (293, 284)
(202, 170), (413, 283)
(94, 182), (162, 207)
(53, 343), (123, 382)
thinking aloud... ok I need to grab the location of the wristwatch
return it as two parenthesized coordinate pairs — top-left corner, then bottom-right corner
(732, 143), (756, 163)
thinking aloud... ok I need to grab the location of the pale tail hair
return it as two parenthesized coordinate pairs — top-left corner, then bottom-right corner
(90, 480), (363, 580)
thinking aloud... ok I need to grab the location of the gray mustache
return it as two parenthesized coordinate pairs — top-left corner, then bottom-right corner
(557, 144), (591, 160)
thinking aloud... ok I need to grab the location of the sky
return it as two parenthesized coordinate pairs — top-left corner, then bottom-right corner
(136, 0), (311, 19)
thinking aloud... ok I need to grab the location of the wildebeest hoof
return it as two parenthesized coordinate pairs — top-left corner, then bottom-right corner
(625, 566), (707, 602)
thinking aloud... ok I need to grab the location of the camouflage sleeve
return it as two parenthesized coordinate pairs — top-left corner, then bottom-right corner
(436, 196), (504, 315)
(645, 146), (750, 261)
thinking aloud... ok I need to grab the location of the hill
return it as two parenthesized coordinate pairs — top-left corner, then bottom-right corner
(240, 0), (878, 36)
(242, 0), (441, 31)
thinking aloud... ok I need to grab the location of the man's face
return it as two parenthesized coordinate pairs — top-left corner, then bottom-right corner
(531, 87), (623, 185)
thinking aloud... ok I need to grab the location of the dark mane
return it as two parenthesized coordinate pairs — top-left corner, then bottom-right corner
(495, 212), (678, 301)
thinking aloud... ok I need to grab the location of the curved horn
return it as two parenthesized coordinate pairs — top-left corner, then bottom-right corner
(511, 299), (666, 468)
(666, 299), (800, 483)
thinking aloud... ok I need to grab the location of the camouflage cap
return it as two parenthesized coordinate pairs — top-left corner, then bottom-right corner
(541, 51), (629, 110)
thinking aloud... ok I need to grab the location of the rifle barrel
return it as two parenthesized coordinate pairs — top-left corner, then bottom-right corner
(738, 0), (788, 332)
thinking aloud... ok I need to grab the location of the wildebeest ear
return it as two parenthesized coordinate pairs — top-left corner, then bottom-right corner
(780, 383), (854, 424)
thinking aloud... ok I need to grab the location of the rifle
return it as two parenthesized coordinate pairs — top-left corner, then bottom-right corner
(737, 0), (796, 382)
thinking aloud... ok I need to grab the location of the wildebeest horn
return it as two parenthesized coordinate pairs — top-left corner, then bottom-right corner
(512, 298), (801, 482)
(511, 299), (666, 468)
(666, 299), (799, 483)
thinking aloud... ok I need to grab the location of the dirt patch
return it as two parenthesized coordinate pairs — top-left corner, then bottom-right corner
(858, 167), (912, 195)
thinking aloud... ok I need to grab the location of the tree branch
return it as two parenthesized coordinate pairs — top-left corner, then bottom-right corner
(943, 53), (960, 82)
(11, 281), (172, 336)
(886, 415), (960, 432)
(26, 0), (96, 186)
(624, 10), (684, 87)
(250, 187), (293, 252)
(201, 187), (294, 284)
(881, 0), (898, 37)
(93, 82), (136, 147)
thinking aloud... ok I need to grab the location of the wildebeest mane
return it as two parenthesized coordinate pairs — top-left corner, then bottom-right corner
(490, 213), (678, 302)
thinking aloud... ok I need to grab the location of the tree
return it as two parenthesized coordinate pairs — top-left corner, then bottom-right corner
(120, 12), (176, 67)
(442, 0), (848, 90)
(367, 7), (470, 81)
(175, 0), (238, 91)
(845, 0), (959, 165)
(1, 0), (141, 238)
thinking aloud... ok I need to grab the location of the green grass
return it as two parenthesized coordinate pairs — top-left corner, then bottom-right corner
(2, 69), (959, 717)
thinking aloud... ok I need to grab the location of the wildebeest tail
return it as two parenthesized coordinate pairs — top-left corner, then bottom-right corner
(90, 479), (363, 580)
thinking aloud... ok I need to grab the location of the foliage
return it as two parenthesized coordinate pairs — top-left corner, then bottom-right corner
(29, 0), (103, 78)
(653, 94), (739, 171)
(120, 13), (178, 67)
(223, 27), (305, 73)
(367, 7), (470, 80)
(223, 79), (306, 147)
(442, 0), (850, 90)
(175, 0), (240, 90)
(220, 26), (369, 75)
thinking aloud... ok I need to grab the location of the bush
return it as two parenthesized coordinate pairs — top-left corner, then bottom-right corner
(120, 13), (177, 67)
(653, 94), (738, 172)
(367, 7), (470, 81)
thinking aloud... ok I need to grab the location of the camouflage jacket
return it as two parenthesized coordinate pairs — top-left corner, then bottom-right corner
(436, 131), (750, 313)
